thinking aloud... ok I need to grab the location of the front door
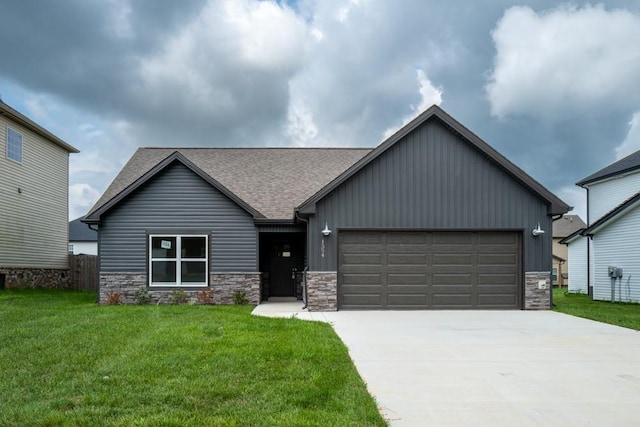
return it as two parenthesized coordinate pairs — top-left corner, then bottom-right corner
(269, 241), (297, 297)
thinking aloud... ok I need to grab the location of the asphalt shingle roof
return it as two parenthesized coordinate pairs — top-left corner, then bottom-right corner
(88, 148), (371, 220)
(577, 149), (640, 186)
(552, 214), (586, 238)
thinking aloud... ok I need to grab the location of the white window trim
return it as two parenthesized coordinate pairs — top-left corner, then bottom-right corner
(149, 234), (208, 287)
(6, 127), (23, 164)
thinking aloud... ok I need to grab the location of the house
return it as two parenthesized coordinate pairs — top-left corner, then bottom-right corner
(552, 214), (586, 287)
(69, 217), (97, 255)
(83, 105), (570, 310)
(0, 100), (79, 288)
(567, 150), (640, 302)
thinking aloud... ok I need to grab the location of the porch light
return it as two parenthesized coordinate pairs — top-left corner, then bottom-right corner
(532, 223), (545, 237)
(321, 222), (332, 237)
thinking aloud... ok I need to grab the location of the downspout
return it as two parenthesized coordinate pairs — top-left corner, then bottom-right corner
(295, 209), (310, 309)
(585, 187), (591, 297)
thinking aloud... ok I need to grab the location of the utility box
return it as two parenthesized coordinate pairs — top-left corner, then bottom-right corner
(607, 266), (623, 278)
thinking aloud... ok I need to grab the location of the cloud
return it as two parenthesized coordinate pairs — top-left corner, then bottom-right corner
(487, 4), (640, 119)
(615, 111), (640, 159)
(555, 185), (587, 220)
(69, 183), (101, 219)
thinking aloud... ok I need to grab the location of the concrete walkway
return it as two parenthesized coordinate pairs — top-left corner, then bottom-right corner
(253, 305), (640, 426)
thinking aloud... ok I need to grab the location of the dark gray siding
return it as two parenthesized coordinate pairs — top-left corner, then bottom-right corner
(309, 119), (552, 272)
(100, 162), (257, 272)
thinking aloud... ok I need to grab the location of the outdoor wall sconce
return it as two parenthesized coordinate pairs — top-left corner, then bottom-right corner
(321, 222), (332, 237)
(532, 223), (545, 237)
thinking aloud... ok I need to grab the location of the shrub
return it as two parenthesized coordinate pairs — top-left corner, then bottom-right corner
(105, 292), (122, 305)
(233, 290), (249, 305)
(134, 288), (152, 305)
(196, 289), (215, 305)
(169, 289), (188, 305)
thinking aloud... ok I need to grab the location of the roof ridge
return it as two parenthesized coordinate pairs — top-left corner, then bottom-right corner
(139, 147), (374, 150)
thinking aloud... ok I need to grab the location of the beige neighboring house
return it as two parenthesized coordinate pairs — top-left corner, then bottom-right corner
(552, 214), (586, 286)
(0, 99), (79, 288)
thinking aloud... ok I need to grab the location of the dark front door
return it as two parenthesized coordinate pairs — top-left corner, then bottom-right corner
(269, 241), (297, 297)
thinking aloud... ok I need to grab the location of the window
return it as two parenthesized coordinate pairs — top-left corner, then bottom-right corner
(6, 127), (23, 163)
(68, 244), (75, 253)
(552, 268), (558, 283)
(149, 235), (208, 287)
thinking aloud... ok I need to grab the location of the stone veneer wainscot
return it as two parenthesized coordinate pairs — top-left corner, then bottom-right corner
(524, 271), (551, 310)
(0, 268), (70, 289)
(99, 272), (261, 304)
(305, 271), (337, 311)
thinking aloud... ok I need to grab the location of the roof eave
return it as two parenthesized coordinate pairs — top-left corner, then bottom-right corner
(0, 101), (79, 153)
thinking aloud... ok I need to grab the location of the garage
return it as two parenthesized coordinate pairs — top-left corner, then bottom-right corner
(338, 230), (522, 310)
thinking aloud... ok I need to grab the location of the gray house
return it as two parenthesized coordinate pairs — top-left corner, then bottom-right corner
(84, 106), (570, 310)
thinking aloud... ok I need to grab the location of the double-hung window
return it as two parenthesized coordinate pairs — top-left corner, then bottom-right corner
(6, 127), (23, 163)
(149, 235), (208, 287)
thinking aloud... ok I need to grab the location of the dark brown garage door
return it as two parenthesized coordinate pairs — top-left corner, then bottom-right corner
(338, 231), (521, 309)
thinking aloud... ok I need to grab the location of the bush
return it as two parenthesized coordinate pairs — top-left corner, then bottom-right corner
(196, 289), (215, 305)
(169, 289), (188, 305)
(134, 288), (152, 305)
(233, 290), (249, 305)
(105, 292), (122, 305)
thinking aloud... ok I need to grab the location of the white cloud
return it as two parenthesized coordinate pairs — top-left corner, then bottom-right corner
(286, 99), (321, 146)
(383, 69), (442, 138)
(615, 111), (640, 159)
(137, 0), (310, 116)
(556, 185), (587, 221)
(69, 183), (101, 219)
(487, 5), (640, 118)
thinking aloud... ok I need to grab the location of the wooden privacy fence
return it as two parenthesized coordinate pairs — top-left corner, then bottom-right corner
(69, 254), (98, 292)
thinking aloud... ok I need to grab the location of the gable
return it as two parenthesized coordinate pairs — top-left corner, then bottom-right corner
(298, 105), (570, 216)
(313, 118), (551, 229)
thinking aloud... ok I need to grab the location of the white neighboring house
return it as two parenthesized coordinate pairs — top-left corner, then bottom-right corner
(567, 150), (640, 302)
(69, 217), (97, 255)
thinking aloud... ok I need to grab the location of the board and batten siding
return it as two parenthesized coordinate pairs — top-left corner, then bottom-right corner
(0, 115), (69, 269)
(308, 119), (552, 271)
(592, 207), (640, 303)
(567, 236), (588, 293)
(99, 162), (257, 273)
(586, 171), (640, 223)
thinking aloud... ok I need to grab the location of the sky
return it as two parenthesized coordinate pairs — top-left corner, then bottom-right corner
(1, 0), (640, 221)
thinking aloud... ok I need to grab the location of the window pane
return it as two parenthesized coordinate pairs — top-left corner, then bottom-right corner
(151, 237), (176, 258)
(181, 261), (206, 283)
(152, 261), (176, 282)
(7, 128), (22, 162)
(182, 237), (206, 258)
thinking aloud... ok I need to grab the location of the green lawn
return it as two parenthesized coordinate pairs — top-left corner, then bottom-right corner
(0, 290), (386, 426)
(553, 288), (640, 330)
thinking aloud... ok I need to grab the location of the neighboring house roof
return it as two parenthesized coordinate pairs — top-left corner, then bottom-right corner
(576, 149), (640, 186)
(552, 214), (587, 238)
(298, 105), (571, 215)
(69, 217), (97, 242)
(559, 228), (586, 245)
(0, 100), (79, 153)
(86, 147), (371, 221)
(582, 190), (640, 236)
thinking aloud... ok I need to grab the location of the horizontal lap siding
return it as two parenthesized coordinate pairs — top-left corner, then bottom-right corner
(567, 236), (588, 293)
(592, 207), (640, 303)
(100, 162), (256, 272)
(310, 119), (550, 272)
(0, 116), (69, 268)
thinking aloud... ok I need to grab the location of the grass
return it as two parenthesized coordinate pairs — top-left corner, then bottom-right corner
(0, 290), (386, 426)
(553, 288), (640, 330)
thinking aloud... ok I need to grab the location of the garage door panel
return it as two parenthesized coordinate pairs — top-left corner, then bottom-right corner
(432, 253), (473, 266)
(387, 253), (427, 265)
(341, 253), (382, 266)
(341, 273), (381, 285)
(387, 274), (427, 285)
(339, 231), (521, 309)
(388, 294), (428, 305)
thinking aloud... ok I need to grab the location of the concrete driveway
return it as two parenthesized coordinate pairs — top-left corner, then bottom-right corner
(320, 310), (640, 426)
